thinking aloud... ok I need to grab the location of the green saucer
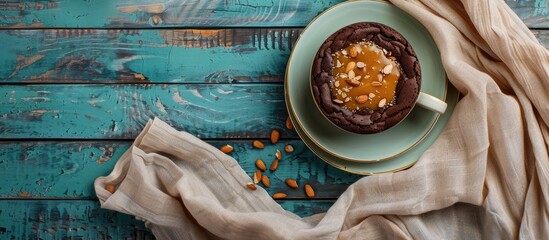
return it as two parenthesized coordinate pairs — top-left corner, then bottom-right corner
(288, 84), (458, 174)
(285, 0), (447, 162)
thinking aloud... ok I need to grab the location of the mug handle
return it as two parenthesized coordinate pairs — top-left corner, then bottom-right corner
(416, 92), (447, 114)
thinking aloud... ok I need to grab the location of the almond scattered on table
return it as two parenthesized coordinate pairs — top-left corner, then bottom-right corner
(285, 178), (298, 189)
(270, 159), (279, 171)
(261, 175), (271, 188)
(272, 193), (287, 199)
(253, 170), (262, 184)
(105, 184), (117, 194)
(252, 140), (265, 149)
(220, 145), (234, 154)
(246, 183), (257, 191)
(304, 183), (315, 198)
(284, 144), (294, 153)
(271, 129), (280, 144)
(275, 149), (282, 160)
(286, 116), (293, 130)
(255, 159), (267, 171)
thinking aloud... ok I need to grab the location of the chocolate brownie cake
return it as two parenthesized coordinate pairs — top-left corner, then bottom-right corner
(311, 22), (421, 134)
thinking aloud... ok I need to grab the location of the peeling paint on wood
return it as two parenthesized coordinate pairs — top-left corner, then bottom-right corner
(0, 1), (546, 28)
(0, 199), (332, 238)
(0, 29), (301, 83)
(0, 141), (361, 198)
(0, 84), (296, 139)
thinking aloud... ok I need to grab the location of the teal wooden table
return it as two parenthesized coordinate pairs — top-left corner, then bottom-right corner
(0, 1), (547, 238)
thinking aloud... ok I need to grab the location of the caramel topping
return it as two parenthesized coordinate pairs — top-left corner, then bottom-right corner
(331, 42), (400, 111)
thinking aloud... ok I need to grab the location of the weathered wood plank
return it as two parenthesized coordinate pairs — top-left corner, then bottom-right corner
(2, 28), (547, 83)
(0, 29), (301, 83)
(0, 141), (361, 199)
(0, 84), (300, 139)
(0, 199), (334, 239)
(505, 0), (549, 28)
(0, 0), (345, 28)
(0, 1), (546, 28)
(0, 200), (154, 239)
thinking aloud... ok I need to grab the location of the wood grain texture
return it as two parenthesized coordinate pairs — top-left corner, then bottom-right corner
(0, 84), (299, 139)
(0, 1), (546, 28)
(0, 199), (334, 239)
(0, 29), (301, 83)
(0, 141), (361, 199)
(505, 0), (549, 28)
(0, 0), (345, 28)
(2, 28), (547, 83)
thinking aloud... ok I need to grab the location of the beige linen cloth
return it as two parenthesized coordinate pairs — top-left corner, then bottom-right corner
(94, 0), (549, 239)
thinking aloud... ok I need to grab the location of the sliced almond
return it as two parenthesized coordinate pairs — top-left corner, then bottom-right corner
(270, 159), (279, 171)
(355, 95), (369, 104)
(333, 99), (344, 104)
(253, 170), (262, 184)
(348, 70), (355, 79)
(356, 62), (365, 68)
(105, 184), (116, 194)
(378, 98), (387, 108)
(339, 73), (348, 79)
(284, 144), (294, 153)
(220, 145), (234, 154)
(336, 60), (342, 68)
(349, 46), (358, 58)
(285, 178), (299, 189)
(255, 159), (267, 171)
(345, 61), (356, 72)
(304, 183), (315, 198)
(246, 183), (257, 191)
(285, 116), (293, 130)
(275, 149), (282, 160)
(382, 64), (393, 74)
(273, 193), (287, 199)
(261, 175), (271, 188)
(252, 140), (265, 149)
(270, 129), (280, 144)
(341, 49), (348, 56)
(342, 87), (350, 93)
(368, 93), (376, 99)
(377, 74), (383, 82)
(341, 92), (347, 98)
(345, 78), (360, 87)
(345, 97), (351, 102)
(371, 81), (382, 87)
(334, 81), (340, 87)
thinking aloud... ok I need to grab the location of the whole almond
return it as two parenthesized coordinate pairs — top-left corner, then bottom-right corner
(253, 170), (262, 184)
(284, 144), (294, 153)
(275, 149), (282, 160)
(270, 129), (280, 144)
(255, 159), (267, 171)
(285, 116), (293, 130)
(246, 183), (257, 191)
(261, 175), (271, 188)
(349, 46), (358, 58)
(355, 95), (369, 104)
(272, 193), (287, 199)
(304, 183), (315, 198)
(270, 159), (279, 171)
(105, 184), (116, 194)
(252, 140), (265, 149)
(285, 178), (299, 189)
(345, 61), (356, 72)
(220, 145), (234, 154)
(345, 78), (360, 87)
